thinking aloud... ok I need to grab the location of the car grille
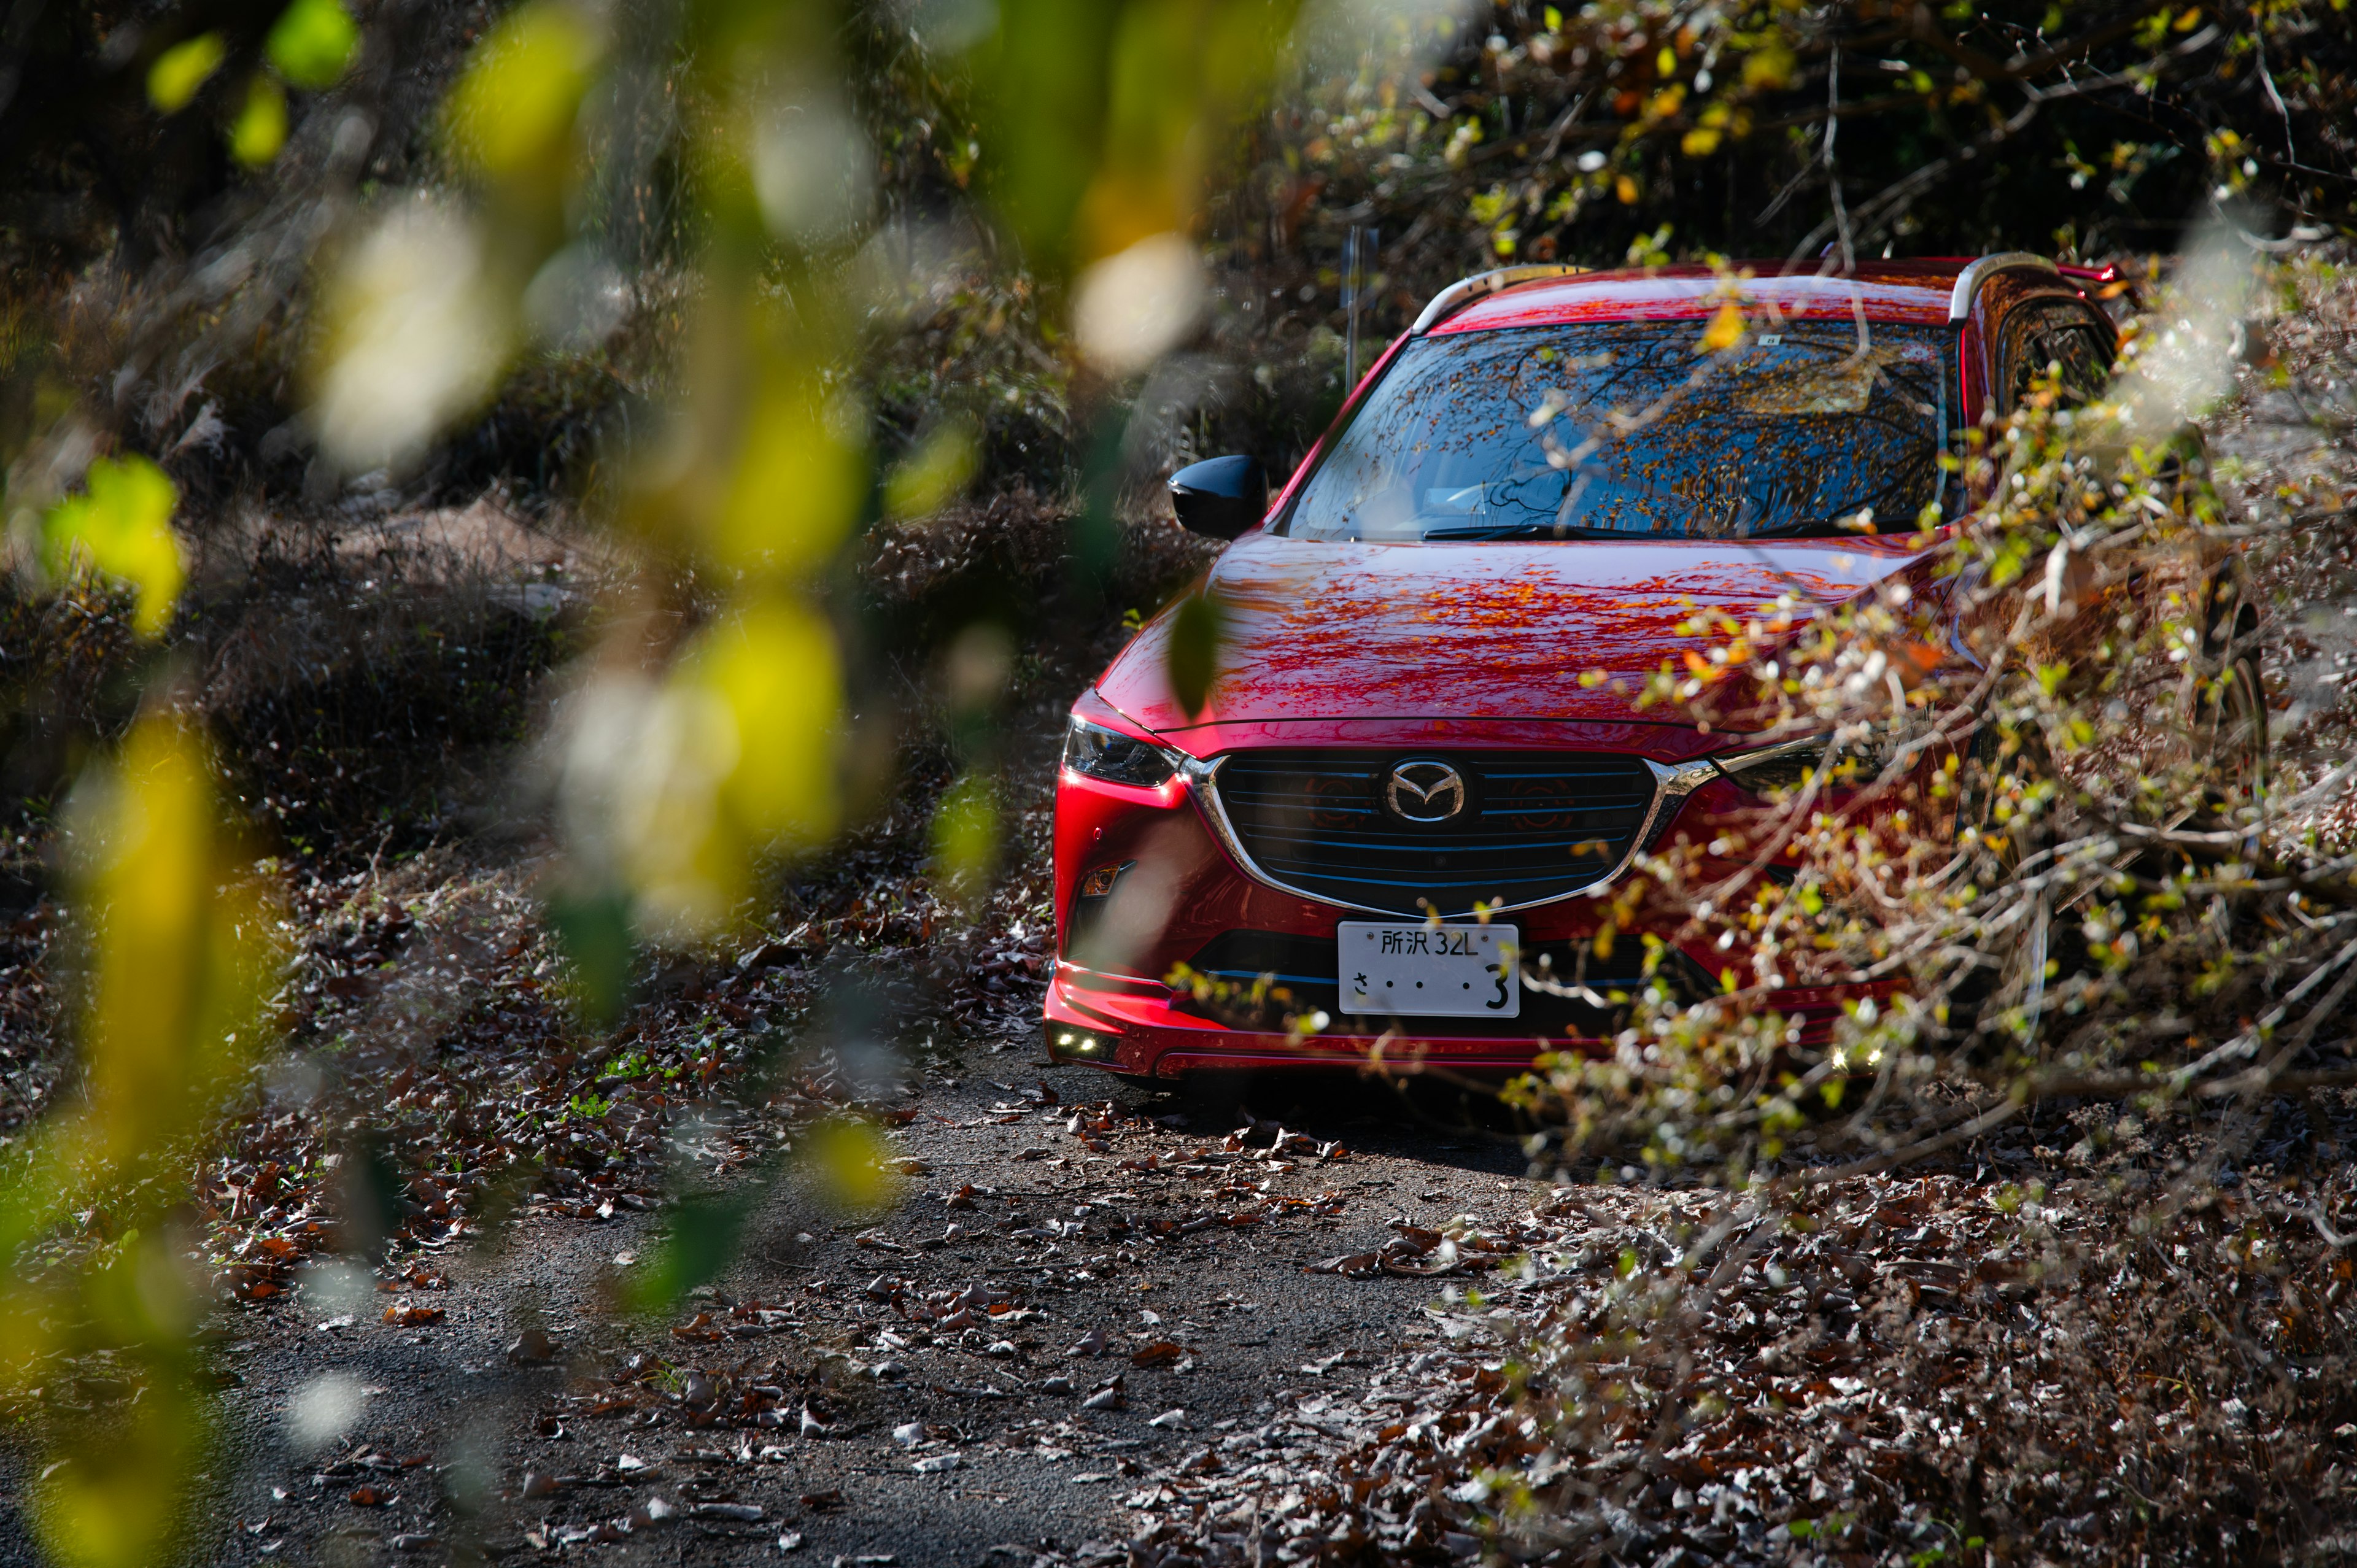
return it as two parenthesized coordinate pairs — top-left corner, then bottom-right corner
(1210, 750), (1658, 916)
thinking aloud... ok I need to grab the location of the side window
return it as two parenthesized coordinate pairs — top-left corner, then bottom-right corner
(2001, 299), (2115, 409)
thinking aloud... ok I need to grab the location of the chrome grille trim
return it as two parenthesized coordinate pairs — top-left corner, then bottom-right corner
(1182, 752), (1720, 918)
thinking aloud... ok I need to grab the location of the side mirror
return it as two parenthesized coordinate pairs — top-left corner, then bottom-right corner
(1168, 455), (1267, 541)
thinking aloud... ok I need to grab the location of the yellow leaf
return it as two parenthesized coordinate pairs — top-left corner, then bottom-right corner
(42, 456), (184, 638)
(1614, 174), (1639, 205)
(34, 1370), (203, 1568)
(1681, 126), (1722, 157)
(702, 597), (843, 856)
(229, 75), (287, 165)
(805, 1119), (900, 1212)
(147, 33), (225, 112)
(443, 1), (601, 179)
(1698, 301), (1744, 353)
(1742, 42), (1795, 90)
(716, 365), (867, 575)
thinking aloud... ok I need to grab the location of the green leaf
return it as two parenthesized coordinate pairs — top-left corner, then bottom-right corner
(147, 33), (226, 112)
(1166, 590), (1227, 718)
(625, 1192), (753, 1313)
(42, 456), (183, 638)
(230, 75), (288, 165)
(267, 0), (358, 90)
(549, 886), (634, 1027)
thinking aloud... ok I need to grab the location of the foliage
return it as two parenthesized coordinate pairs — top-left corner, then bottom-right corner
(0, 0), (2353, 1562)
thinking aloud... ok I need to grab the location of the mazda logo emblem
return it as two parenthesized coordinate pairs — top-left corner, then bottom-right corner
(1385, 759), (1467, 823)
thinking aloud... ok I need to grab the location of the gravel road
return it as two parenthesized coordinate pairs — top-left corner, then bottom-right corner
(35, 1045), (1538, 1568)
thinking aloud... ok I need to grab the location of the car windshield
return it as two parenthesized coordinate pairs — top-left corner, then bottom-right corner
(1279, 319), (1957, 542)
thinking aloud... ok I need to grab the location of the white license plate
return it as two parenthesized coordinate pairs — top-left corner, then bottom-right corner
(1339, 922), (1520, 1019)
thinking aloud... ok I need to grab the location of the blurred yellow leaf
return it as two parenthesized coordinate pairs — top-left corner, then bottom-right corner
(42, 455), (184, 638)
(1742, 42), (1795, 89)
(266, 0), (359, 90)
(147, 33), (225, 112)
(701, 597), (843, 855)
(34, 1367), (202, 1568)
(804, 1119), (900, 1212)
(78, 719), (277, 1166)
(0, 715), (281, 1273)
(882, 418), (980, 522)
(1615, 173), (1640, 204)
(594, 597), (843, 933)
(1681, 126), (1722, 157)
(230, 74), (288, 164)
(443, 0), (601, 179)
(931, 771), (1000, 911)
(716, 367), (866, 574)
(1698, 301), (1744, 353)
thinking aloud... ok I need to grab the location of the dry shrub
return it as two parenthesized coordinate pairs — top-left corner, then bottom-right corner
(1415, 252), (2357, 1562)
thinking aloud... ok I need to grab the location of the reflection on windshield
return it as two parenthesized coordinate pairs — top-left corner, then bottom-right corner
(1280, 319), (1957, 543)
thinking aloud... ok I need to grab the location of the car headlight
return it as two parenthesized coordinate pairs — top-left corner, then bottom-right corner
(1062, 717), (1179, 787)
(1713, 731), (1887, 794)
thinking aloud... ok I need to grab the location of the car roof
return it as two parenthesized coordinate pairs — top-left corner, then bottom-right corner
(1431, 259), (1981, 334)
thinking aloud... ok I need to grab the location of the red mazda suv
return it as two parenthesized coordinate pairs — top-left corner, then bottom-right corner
(1043, 254), (2129, 1083)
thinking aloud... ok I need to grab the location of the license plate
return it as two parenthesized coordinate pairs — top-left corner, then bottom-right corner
(1338, 922), (1520, 1019)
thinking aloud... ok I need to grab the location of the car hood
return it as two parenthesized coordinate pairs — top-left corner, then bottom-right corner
(1098, 530), (1940, 738)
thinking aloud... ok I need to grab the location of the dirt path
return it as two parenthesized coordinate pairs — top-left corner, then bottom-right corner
(133, 1054), (1533, 1567)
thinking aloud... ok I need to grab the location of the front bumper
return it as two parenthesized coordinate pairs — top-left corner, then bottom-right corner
(1042, 959), (1868, 1080)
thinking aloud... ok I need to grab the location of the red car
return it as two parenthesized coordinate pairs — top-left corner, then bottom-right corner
(1042, 254), (2128, 1083)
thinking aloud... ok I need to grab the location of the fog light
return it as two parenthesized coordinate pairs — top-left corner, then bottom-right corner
(1077, 862), (1129, 899)
(1049, 1028), (1111, 1058)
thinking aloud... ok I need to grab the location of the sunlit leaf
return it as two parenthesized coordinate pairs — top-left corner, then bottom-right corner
(147, 33), (226, 112)
(0, 715), (281, 1270)
(229, 74), (288, 165)
(1697, 301), (1744, 353)
(266, 0), (359, 90)
(716, 365), (867, 574)
(1073, 231), (1205, 374)
(700, 595), (843, 858)
(442, 0), (601, 180)
(1741, 41), (1795, 90)
(312, 197), (509, 474)
(804, 1119), (900, 1213)
(883, 418), (981, 522)
(42, 455), (184, 638)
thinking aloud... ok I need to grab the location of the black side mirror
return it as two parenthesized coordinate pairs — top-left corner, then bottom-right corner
(1168, 455), (1267, 541)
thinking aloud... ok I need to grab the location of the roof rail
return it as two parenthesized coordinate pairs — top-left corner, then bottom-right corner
(1947, 252), (2061, 323)
(1411, 265), (1588, 334)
